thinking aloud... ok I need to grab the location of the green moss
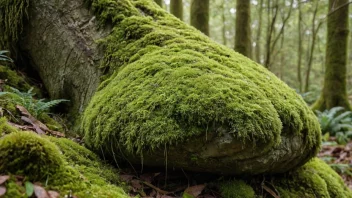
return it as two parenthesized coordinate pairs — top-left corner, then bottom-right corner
(274, 158), (352, 198)
(218, 158), (352, 198)
(0, 65), (32, 92)
(81, 0), (320, 162)
(39, 113), (64, 131)
(4, 178), (26, 198)
(0, 0), (29, 49)
(0, 123), (129, 197)
(0, 117), (18, 135)
(220, 180), (255, 198)
(0, 131), (64, 181)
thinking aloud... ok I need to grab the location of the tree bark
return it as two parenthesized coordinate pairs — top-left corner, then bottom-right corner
(297, 1), (303, 93)
(264, 0), (278, 68)
(190, 0), (209, 36)
(170, 0), (183, 20)
(255, 0), (264, 64)
(221, 0), (227, 46)
(313, 0), (351, 111)
(304, 2), (323, 93)
(234, 0), (251, 58)
(19, 0), (110, 114)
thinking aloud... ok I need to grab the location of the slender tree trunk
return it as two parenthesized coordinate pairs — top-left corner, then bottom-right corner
(255, 0), (264, 63)
(154, 0), (162, 7)
(190, 0), (209, 36)
(221, 0), (227, 46)
(312, 0), (351, 111)
(304, 2), (323, 93)
(279, 28), (284, 79)
(297, 1), (303, 93)
(264, 0), (278, 68)
(234, 0), (251, 58)
(170, 0), (183, 20)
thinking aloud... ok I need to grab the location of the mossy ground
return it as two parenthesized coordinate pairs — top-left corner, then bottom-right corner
(219, 158), (352, 198)
(81, 0), (320, 167)
(0, 119), (128, 197)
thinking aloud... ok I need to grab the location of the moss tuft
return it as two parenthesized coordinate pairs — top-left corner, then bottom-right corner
(0, 117), (18, 135)
(0, 122), (128, 197)
(81, 0), (321, 166)
(0, 65), (32, 91)
(274, 158), (352, 197)
(0, 131), (64, 181)
(218, 158), (352, 197)
(220, 180), (255, 198)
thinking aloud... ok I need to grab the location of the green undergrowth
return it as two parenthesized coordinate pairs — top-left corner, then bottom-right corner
(0, 64), (63, 130)
(274, 158), (352, 197)
(219, 158), (352, 198)
(81, 0), (320, 159)
(220, 180), (255, 198)
(0, 119), (128, 197)
(0, 65), (33, 92)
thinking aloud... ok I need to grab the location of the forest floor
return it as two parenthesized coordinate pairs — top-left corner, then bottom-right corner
(318, 139), (352, 189)
(3, 104), (352, 197)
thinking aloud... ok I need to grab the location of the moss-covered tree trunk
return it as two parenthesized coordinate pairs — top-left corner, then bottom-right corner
(190, 0), (209, 36)
(1, 0), (110, 114)
(312, 0), (351, 111)
(234, 0), (252, 58)
(170, 0), (183, 20)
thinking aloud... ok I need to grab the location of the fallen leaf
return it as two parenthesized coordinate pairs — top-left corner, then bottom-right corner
(16, 105), (31, 117)
(0, 186), (6, 196)
(184, 184), (206, 197)
(140, 173), (156, 183)
(17, 105), (49, 132)
(47, 130), (65, 137)
(48, 190), (60, 198)
(0, 176), (9, 185)
(131, 180), (142, 192)
(34, 184), (50, 198)
(21, 116), (46, 134)
(149, 189), (157, 197)
(120, 174), (134, 182)
(25, 181), (34, 197)
(142, 181), (170, 195)
(262, 184), (279, 198)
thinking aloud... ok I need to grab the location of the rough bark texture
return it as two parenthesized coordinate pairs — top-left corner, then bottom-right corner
(255, 0), (263, 63)
(170, 0), (183, 20)
(234, 0), (251, 58)
(312, 0), (351, 111)
(190, 0), (209, 36)
(19, 0), (110, 114)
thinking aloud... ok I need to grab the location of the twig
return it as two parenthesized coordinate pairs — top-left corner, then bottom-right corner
(142, 181), (170, 195)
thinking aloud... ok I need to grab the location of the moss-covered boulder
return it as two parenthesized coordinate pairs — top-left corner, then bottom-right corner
(0, 122), (128, 197)
(80, 0), (321, 175)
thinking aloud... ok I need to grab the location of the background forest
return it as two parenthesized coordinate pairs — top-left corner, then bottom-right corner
(158, 0), (352, 104)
